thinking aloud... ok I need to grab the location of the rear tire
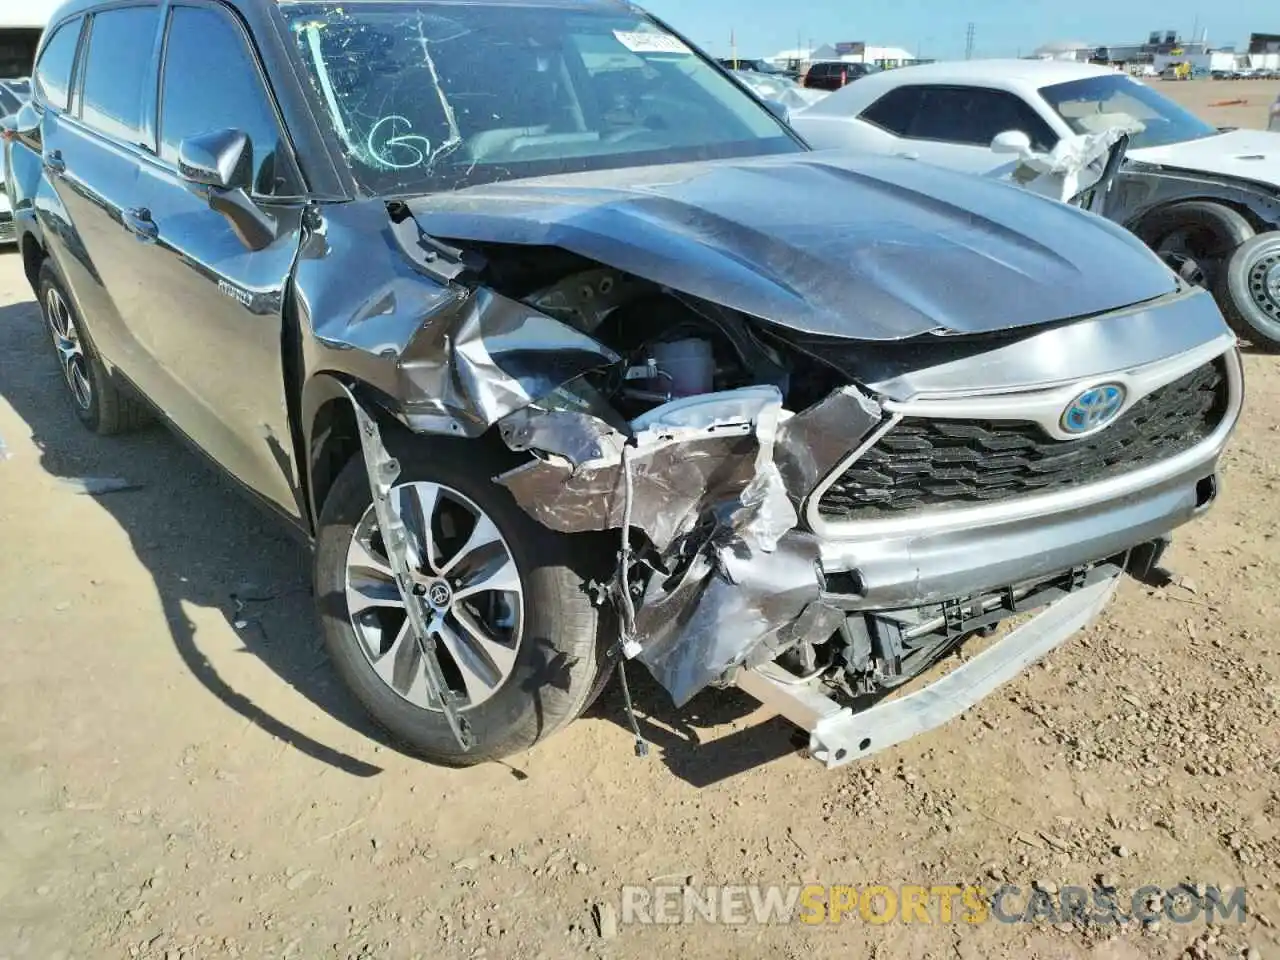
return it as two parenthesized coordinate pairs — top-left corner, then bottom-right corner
(314, 438), (614, 765)
(37, 261), (149, 435)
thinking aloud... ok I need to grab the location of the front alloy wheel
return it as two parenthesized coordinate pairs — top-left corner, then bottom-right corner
(345, 481), (524, 711)
(315, 442), (612, 765)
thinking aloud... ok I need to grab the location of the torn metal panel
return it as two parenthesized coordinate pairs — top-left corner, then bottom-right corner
(498, 380), (630, 464)
(495, 386), (787, 551)
(396, 286), (621, 435)
(774, 387), (881, 500)
(292, 201), (619, 437)
(630, 529), (825, 706)
(405, 151), (1178, 342)
(495, 382), (849, 705)
(997, 122), (1140, 204)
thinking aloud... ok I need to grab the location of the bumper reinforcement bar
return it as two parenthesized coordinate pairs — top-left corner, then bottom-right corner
(734, 574), (1120, 767)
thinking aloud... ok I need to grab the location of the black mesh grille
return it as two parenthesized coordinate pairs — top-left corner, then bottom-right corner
(817, 360), (1228, 520)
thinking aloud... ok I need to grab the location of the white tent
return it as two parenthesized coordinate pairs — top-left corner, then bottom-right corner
(0, 0), (61, 29)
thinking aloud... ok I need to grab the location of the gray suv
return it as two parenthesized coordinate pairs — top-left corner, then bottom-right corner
(4, 0), (1242, 767)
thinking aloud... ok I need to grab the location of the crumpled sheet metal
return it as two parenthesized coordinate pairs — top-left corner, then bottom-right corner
(496, 383), (884, 704)
(632, 528), (827, 706)
(298, 202), (619, 438)
(999, 121), (1143, 204)
(394, 287), (621, 436)
(774, 387), (881, 501)
(496, 386), (788, 552)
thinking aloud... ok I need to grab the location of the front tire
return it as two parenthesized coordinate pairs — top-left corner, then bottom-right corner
(314, 439), (613, 765)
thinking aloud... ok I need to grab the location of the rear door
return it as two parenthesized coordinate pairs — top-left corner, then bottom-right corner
(36, 5), (163, 379)
(131, 0), (305, 518)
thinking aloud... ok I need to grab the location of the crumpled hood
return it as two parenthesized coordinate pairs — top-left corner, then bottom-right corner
(406, 151), (1177, 340)
(1130, 129), (1280, 187)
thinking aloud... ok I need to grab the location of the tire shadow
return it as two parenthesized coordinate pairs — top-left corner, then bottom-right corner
(0, 296), (387, 777)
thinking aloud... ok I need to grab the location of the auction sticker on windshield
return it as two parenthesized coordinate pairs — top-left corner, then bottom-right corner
(613, 30), (691, 55)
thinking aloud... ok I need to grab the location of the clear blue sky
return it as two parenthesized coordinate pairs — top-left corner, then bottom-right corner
(639, 0), (1264, 62)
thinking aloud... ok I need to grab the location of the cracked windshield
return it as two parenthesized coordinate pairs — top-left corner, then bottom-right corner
(283, 1), (799, 193)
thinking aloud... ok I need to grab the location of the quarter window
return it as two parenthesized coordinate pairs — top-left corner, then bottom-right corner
(33, 18), (83, 112)
(859, 86), (924, 135)
(80, 6), (161, 145)
(158, 5), (288, 195)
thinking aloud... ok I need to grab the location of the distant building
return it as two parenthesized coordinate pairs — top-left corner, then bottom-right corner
(1031, 40), (1093, 62)
(1031, 31), (1221, 70)
(0, 0), (60, 77)
(767, 43), (926, 72)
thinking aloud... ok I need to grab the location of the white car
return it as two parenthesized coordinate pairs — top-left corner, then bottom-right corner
(732, 70), (829, 113)
(791, 60), (1280, 348)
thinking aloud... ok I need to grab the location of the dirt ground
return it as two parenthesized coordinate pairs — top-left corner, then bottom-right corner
(1, 80), (1279, 960)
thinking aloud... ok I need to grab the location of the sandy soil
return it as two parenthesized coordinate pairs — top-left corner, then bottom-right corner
(1, 80), (1278, 960)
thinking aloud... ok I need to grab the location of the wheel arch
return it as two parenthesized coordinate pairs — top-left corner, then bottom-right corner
(1126, 196), (1273, 244)
(300, 373), (369, 537)
(299, 374), (518, 536)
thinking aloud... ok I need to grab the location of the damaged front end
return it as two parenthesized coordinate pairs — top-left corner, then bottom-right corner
(302, 165), (1241, 767)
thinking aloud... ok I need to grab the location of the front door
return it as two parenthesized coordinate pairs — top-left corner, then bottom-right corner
(130, 0), (306, 519)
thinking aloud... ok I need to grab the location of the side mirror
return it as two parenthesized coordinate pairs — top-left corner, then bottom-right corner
(10, 101), (41, 139)
(762, 99), (790, 123)
(178, 128), (276, 252)
(990, 129), (1032, 155)
(178, 128), (252, 190)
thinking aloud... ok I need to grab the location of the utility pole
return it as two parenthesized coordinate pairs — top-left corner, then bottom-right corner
(964, 22), (975, 60)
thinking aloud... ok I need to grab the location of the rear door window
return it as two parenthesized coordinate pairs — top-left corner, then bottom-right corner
(80, 5), (160, 145)
(33, 17), (82, 111)
(158, 4), (290, 195)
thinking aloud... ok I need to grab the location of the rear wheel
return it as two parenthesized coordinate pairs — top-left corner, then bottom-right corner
(314, 440), (614, 764)
(37, 261), (149, 434)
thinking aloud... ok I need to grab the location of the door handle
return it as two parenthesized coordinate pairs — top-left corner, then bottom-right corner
(45, 149), (65, 175)
(123, 206), (159, 242)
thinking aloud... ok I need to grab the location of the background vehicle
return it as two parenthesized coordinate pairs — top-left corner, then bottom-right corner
(732, 69), (828, 112)
(717, 57), (783, 75)
(791, 59), (1280, 349)
(803, 60), (879, 91)
(1270, 92), (1280, 132)
(0, 77), (29, 244)
(5, 0), (1241, 769)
